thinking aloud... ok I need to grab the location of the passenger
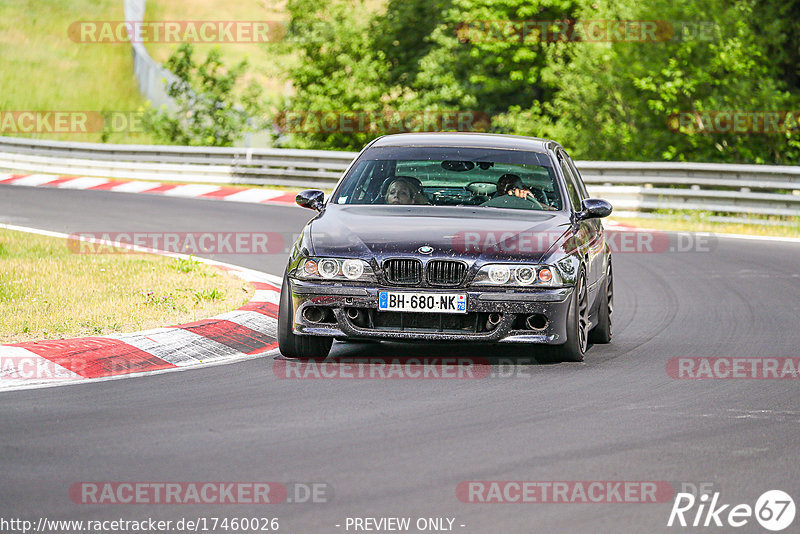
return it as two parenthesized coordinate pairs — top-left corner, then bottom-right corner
(384, 176), (429, 205)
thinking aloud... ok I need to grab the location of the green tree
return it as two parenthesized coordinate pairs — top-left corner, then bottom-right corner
(278, 0), (390, 150)
(143, 43), (264, 147)
(410, 0), (577, 115)
(498, 0), (800, 164)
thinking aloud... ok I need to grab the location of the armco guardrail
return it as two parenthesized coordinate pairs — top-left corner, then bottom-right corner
(0, 136), (353, 189)
(1, 136), (799, 220)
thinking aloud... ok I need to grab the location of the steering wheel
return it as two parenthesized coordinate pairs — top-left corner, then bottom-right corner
(480, 193), (544, 209)
(466, 181), (498, 196)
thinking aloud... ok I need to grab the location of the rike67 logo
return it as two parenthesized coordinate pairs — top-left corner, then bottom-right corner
(668, 490), (795, 531)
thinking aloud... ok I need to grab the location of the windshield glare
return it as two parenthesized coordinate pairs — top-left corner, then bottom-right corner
(332, 147), (563, 211)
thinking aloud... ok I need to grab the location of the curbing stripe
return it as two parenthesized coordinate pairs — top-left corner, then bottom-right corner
(39, 176), (79, 188)
(9, 174), (62, 186)
(222, 188), (288, 204)
(13, 338), (177, 378)
(252, 289), (281, 304)
(178, 319), (278, 355)
(238, 301), (280, 318)
(162, 184), (222, 197)
(142, 184), (181, 194)
(110, 328), (244, 367)
(260, 193), (297, 204)
(0, 346), (82, 380)
(109, 180), (164, 193)
(0, 173), (300, 208)
(213, 310), (279, 339)
(59, 177), (110, 189)
(200, 186), (249, 199)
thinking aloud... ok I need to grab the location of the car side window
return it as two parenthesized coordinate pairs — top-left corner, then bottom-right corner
(340, 160), (394, 203)
(558, 152), (582, 210)
(564, 153), (590, 199)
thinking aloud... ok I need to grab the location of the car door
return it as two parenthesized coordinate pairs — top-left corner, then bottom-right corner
(557, 149), (604, 297)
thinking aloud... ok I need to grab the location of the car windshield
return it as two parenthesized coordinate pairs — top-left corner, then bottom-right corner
(332, 146), (563, 211)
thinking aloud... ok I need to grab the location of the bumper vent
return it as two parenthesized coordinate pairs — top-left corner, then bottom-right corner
(384, 259), (422, 285)
(427, 260), (466, 286)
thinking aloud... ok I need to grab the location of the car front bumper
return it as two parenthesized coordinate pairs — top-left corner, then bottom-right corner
(289, 278), (573, 344)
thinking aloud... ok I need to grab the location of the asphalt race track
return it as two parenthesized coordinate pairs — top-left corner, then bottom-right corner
(1, 185), (799, 533)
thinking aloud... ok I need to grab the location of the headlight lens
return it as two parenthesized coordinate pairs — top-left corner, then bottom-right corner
(341, 259), (364, 280)
(473, 264), (560, 287)
(318, 258), (339, 279)
(294, 258), (376, 282)
(513, 266), (536, 285)
(487, 264), (511, 284)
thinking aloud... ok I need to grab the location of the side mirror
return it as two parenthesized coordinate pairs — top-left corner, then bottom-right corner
(296, 189), (325, 212)
(576, 198), (612, 220)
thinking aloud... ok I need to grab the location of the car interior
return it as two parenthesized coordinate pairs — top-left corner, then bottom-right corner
(337, 159), (563, 210)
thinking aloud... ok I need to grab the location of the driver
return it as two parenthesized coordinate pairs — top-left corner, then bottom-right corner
(495, 173), (555, 210)
(384, 176), (430, 205)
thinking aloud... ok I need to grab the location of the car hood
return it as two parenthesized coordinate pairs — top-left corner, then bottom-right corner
(308, 205), (572, 263)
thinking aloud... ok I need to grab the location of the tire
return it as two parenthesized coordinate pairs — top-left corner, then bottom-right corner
(277, 272), (332, 360)
(589, 261), (613, 344)
(554, 269), (589, 362)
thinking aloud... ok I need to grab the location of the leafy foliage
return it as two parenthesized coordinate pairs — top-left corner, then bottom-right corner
(143, 44), (264, 147)
(280, 0), (800, 163)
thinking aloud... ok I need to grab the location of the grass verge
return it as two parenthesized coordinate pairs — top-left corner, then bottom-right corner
(144, 0), (291, 101)
(0, 228), (254, 343)
(0, 0), (155, 144)
(611, 215), (800, 238)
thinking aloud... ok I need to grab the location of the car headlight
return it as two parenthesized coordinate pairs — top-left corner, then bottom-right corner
(472, 264), (560, 287)
(294, 258), (376, 282)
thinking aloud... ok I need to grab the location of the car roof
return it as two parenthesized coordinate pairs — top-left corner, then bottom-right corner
(369, 132), (558, 152)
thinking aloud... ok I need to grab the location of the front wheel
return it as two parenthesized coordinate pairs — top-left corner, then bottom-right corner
(589, 261), (613, 344)
(277, 272), (332, 360)
(553, 269), (589, 362)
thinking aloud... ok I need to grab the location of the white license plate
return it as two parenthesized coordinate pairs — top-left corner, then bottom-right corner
(378, 291), (467, 314)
